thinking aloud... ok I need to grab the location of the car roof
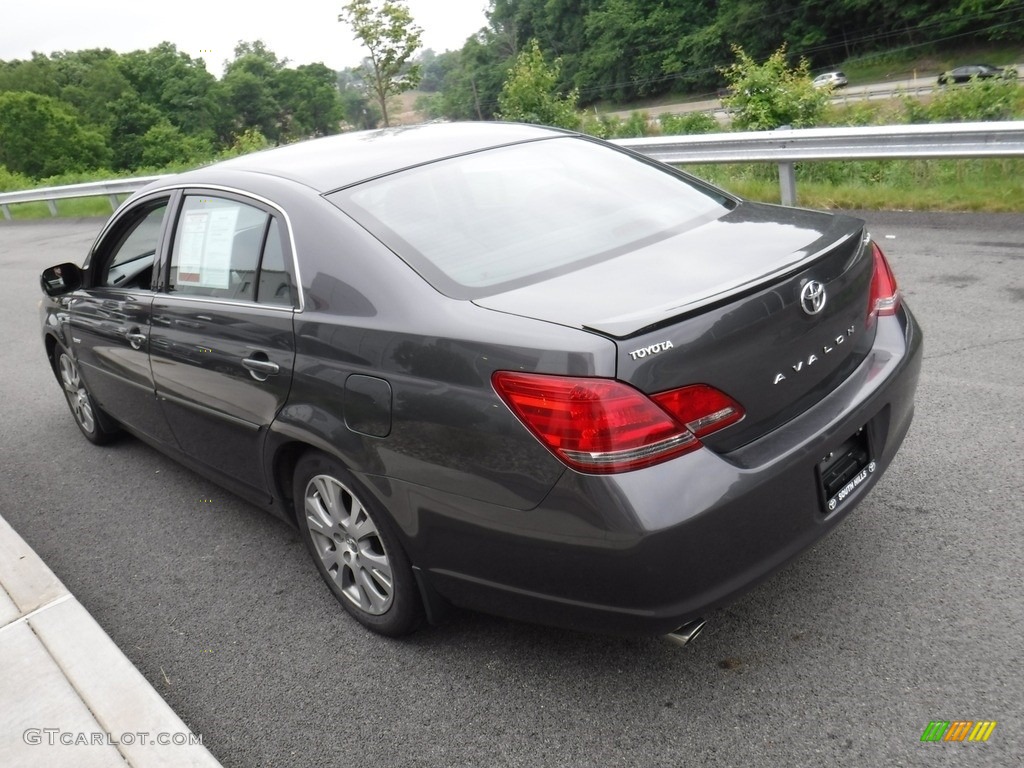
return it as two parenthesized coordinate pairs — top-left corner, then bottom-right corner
(188, 122), (568, 194)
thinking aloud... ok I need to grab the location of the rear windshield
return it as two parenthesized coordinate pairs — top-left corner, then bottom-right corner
(328, 136), (732, 298)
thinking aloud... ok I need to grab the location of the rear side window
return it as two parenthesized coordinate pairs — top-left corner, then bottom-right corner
(169, 195), (295, 306)
(257, 219), (296, 307)
(329, 136), (731, 298)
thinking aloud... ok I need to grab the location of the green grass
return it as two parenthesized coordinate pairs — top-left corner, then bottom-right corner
(684, 158), (1024, 212)
(5, 158), (1023, 220)
(3, 197), (119, 220)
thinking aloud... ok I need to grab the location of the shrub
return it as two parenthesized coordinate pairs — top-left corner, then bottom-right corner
(497, 39), (580, 130)
(721, 45), (829, 131)
(578, 111), (620, 139)
(659, 111), (719, 135)
(0, 164), (34, 192)
(927, 78), (1022, 122)
(140, 122), (214, 168)
(219, 128), (271, 159)
(613, 111), (655, 138)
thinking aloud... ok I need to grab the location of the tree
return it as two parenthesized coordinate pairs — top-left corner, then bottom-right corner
(275, 64), (345, 140)
(577, 0), (688, 102)
(339, 0), (422, 126)
(416, 49), (445, 92)
(57, 54), (133, 128)
(139, 121), (213, 168)
(497, 39), (579, 130)
(118, 43), (220, 137)
(222, 68), (281, 141)
(0, 53), (60, 97)
(221, 42), (288, 142)
(337, 68), (382, 128)
(106, 93), (164, 170)
(721, 45), (828, 131)
(0, 92), (109, 177)
(436, 34), (510, 121)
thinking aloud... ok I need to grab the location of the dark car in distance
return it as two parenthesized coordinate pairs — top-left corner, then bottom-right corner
(39, 123), (922, 643)
(937, 63), (1017, 85)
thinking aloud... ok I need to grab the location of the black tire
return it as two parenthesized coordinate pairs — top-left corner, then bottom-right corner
(55, 347), (120, 445)
(294, 451), (423, 637)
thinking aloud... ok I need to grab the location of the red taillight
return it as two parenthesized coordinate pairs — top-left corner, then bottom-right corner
(491, 372), (743, 474)
(868, 241), (901, 320)
(651, 384), (744, 437)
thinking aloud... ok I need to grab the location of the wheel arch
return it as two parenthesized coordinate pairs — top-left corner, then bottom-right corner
(268, 437), (450, 626)
(269, 439), (310, 527)
(269, 439), (394, 532)
(43, 332), (64, 381)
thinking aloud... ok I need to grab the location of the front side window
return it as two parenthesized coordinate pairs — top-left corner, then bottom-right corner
(95, 199), (168, 289)
(168, 194), (295, 306)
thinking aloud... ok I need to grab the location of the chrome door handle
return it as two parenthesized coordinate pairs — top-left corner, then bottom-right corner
(242, 356), (280, 381)
(126, 330), (147, 350)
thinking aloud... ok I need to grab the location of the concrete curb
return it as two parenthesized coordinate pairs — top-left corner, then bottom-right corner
(0, 515), (222, 767)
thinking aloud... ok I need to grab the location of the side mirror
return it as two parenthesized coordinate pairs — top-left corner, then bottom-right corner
(40, 263), (83, 297)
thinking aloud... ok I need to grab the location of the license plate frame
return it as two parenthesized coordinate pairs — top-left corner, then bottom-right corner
(817, 426), (875, 513)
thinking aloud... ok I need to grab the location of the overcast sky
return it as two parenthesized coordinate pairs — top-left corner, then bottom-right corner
(0, 0), (491, 75)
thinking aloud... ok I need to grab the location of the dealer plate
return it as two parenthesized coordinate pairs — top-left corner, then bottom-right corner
(817, 427), (875, 513)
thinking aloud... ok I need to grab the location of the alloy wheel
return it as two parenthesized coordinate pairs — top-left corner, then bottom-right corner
(303, 474), (395, 615)
(59, 353), (96, 434)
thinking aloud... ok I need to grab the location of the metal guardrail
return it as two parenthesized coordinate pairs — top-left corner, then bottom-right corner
(2, 121), (1024, 216)
(616, 121), (1024, 162)
(0, 176), (166, 221)
(617, 120), (1024, 204)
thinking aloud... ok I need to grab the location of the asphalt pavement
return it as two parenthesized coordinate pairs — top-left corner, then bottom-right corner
(0, 514), (220, 767)
(0, 211), (1021, 767)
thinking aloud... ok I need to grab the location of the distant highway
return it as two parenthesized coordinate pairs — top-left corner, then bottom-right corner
(603, 64), (1023, 120)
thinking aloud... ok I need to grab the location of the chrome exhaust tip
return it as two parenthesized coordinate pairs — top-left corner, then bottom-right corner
(663, 618), (706, 647)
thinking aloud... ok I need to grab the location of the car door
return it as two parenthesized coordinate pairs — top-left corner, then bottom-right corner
(69, 192), (177, 444)
(149, 191), (298, 494)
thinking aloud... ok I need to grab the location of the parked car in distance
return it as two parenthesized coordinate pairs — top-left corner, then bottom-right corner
(38, 122), (922, 643)
(937, 64), (1017, 85)
(812, 71), (848, 88)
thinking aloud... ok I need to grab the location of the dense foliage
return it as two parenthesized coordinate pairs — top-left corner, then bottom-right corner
(1, 0), (1022, 186)
(0, 42), (345, 180)
(434, 0), (1024, 117)
(0, 92), (109, 176)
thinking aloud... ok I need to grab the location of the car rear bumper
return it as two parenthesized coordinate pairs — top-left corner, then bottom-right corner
(374, 307), (922, 637)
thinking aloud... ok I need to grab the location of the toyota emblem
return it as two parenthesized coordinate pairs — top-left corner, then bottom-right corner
(800, 280), (827, 315)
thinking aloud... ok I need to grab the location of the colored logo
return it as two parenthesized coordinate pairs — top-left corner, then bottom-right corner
(921, 721), (997, 742)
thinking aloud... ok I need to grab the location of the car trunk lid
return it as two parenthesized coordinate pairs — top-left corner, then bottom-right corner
(475, 202), (875, 450)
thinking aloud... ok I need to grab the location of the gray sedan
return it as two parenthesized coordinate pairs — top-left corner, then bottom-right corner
(39, 122), (922, 643)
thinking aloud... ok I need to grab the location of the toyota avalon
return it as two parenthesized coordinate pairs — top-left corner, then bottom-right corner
(39, 122), (922, 642)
